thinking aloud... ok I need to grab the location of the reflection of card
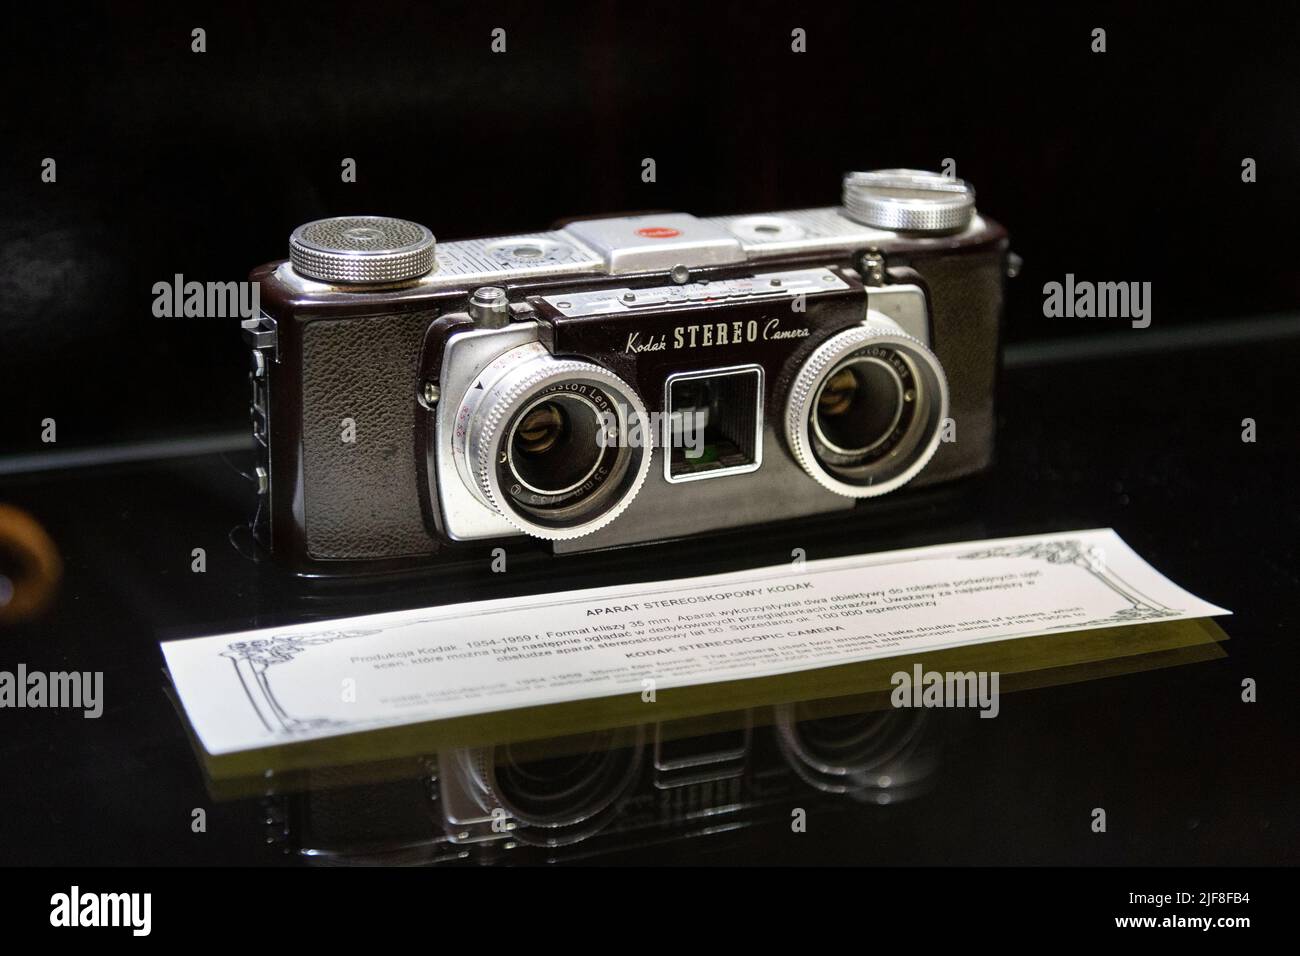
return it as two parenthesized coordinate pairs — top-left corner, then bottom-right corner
(161, 529), (1229, 756)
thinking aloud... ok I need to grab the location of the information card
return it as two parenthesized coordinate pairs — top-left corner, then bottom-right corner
(161, 529), (1229, 755)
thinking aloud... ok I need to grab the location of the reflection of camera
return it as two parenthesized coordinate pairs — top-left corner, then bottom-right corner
(275, 707), (943, 864)
(246, 170), (1009, 574)
(440, 727), (647, 850)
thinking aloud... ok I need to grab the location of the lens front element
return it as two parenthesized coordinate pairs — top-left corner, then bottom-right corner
(812, 356), (912, 460)
(507, 393), (606, 497)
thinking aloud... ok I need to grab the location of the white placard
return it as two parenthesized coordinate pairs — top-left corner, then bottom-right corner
(161, 529), (1228, 755)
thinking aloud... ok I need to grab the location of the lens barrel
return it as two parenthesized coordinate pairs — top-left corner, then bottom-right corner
(785, 318), (949, 498)
(454, 345), (652, 540)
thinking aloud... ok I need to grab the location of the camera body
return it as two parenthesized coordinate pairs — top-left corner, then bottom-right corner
(246, 171), (1009, 576)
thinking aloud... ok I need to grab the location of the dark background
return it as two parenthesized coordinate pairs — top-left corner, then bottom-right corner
(3, 1), (1299, 455)
(1, 2), (1297, 879)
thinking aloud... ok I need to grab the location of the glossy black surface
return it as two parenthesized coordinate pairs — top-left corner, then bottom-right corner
(1, 327), (1296, 865)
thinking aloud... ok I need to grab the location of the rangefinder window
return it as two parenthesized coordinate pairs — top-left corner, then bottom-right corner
(664, 366), (763, 483)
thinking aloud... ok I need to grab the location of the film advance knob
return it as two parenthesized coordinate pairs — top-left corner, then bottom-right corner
(841, 169), (976, 233)
(288, 215), (436, 284)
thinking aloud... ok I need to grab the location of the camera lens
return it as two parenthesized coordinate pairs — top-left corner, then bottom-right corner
(812, 358), (908, 458)
(454, 345), (652, 540)
(514, 402), (565, 454)
(507, 394), (604, 496)
(785, 319), (948, 498)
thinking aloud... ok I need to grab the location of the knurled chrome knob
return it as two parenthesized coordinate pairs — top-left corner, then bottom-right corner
(841, 169), (976, 233)
(288, 216), (436, 284)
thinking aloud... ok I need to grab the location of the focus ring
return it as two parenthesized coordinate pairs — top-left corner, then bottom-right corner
(469, 357), (652, 540)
